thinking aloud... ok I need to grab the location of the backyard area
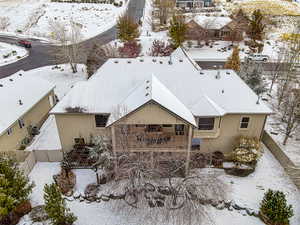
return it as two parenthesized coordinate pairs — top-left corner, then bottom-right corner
(17, 147), (300, 225)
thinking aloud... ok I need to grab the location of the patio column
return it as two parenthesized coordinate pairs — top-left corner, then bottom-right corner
(185, 125), (193, 176)
(111, 126), (117, 153)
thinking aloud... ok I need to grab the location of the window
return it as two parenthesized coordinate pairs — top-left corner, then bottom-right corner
(198, 117), (215, 130)
(74, 138), (85, 145)
(162, 124), (172, 128)
(240, 117), (250, 129)
(95, 115), (109, 127)
(175, 124), (185, 135)
(7, 128), (12, 136)
(18, 119), (25, 129)
(146, 125), (162, 132)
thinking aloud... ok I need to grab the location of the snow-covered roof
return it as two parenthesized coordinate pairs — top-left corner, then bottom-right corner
(171, 47), (202, 71)
(51, 49), (272, 120)
(191, 15), (232, 30)
(107, 74), (197, 127)
(0, 71), (55, 136)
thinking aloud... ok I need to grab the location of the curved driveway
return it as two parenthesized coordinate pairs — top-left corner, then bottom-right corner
(0, 0), (145, 78)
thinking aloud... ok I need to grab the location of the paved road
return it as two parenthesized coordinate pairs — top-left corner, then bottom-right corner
(0, 0), (145, 78)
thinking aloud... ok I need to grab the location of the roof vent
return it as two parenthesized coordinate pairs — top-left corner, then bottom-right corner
(127, 60), (131, 64)
(168, 55), (173, 65)
(215, 71), (221, 79)
(159, 61), (163, 64)
(139, 59), (144, 62)
(114, 60), (118, 63)
(200, 71), (204, 75)
(179, 59), (183, 62)
(146, 80), (150, 84)
(19, 100), (23, 105)
(19, 73), (22, 76)
(0, 84), (3, 87)
(9, 79), (13, 82)
(146, 86), (149, 90)
(152, 59), (157, 62)
(145, 93), (149, 97)
(226, 71), (230, 75)
(221, 89), (224, 94)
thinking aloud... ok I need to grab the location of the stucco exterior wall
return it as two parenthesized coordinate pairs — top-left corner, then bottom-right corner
(55, 114), (110, 152)
(198, 114), (267, 153)
(117, 102), (188, 125)
(0, 90), (55, 151)
(55, 102), (267, 154)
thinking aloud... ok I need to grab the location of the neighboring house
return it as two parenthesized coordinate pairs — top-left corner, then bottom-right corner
(176, 0), (213, 8)
(0, 71), (55, 151)
(186, 15), (247, 41)
(51, 48), (272, 157)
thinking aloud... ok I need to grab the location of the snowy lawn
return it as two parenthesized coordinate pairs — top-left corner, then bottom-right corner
(0, 42), (28, 66)
(18, 146), (300, 225)
(0, 0), (127, 41)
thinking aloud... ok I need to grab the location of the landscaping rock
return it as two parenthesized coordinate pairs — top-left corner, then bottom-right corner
(224, 165), (255, 177)
(14, 200), (32, 216)
(29, 205), (49, 222)
(84, 183), (100, 200)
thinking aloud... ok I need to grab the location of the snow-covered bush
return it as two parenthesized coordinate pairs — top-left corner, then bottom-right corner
(231, 136), (262, 164)
(259, 189), (293, 225)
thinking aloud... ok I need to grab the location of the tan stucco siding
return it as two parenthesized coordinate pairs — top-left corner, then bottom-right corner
(55, 114), (110, 152)
(197, 114), (267, 153)
(118, 102), (188, 125)
(0, 90), (55, 151)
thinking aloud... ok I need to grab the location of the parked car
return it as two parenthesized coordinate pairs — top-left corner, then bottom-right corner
(246, 54), (269, 62)
(18, 40), (32, 48)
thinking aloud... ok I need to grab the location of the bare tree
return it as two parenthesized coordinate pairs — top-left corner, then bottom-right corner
(48, 19), (84, 73)
(272, 88), (300, 145)
(0, 17), (10, 31)
(86, 43), (119, 77)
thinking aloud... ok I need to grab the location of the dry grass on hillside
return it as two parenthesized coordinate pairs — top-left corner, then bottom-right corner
(234, 0), (300, 16)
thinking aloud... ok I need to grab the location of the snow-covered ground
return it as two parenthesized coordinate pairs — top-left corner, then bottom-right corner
(0, 0), (127, 41)
(0, 42), (28, 66)
(18, 147), (300, 225)
(24, 64), (87, 151)
(186, 40), (281, 62)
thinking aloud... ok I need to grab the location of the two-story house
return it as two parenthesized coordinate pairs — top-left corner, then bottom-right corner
(50, 48), (272, 160)
(0, 71), (55, 151)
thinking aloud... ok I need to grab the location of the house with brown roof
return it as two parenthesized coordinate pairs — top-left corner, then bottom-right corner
(186, 13), (249, 42)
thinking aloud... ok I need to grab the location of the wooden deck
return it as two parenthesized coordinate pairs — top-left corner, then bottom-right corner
(115, 125), (189, 151)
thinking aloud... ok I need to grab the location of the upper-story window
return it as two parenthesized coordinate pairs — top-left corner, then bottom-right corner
(95, 115), (109, 127)
(240, 116), (250, 129)
(18, 119), (25, 129)
(175, 124), (185, 135)
(198, 117), (215, 130)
